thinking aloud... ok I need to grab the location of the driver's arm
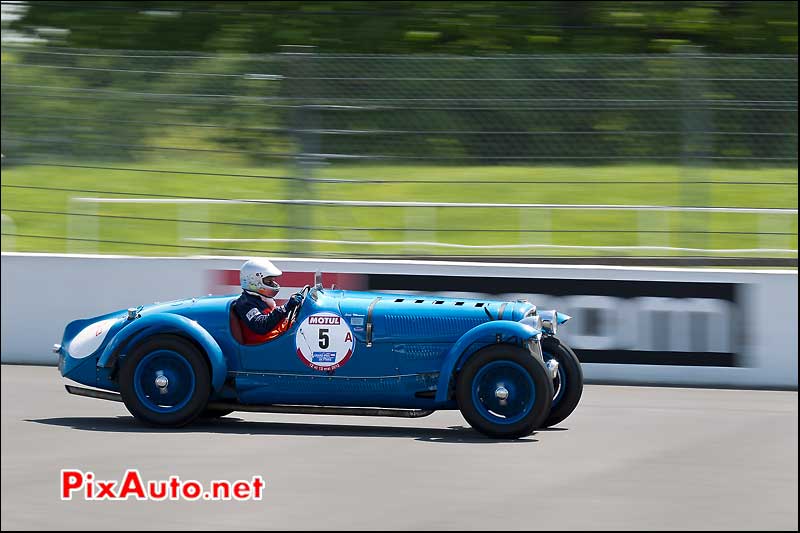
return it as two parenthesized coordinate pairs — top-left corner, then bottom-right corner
(240, 304), (289, 334)
(235, 294), (302, 335)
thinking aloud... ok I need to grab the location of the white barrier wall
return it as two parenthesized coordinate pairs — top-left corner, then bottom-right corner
(1, 252), (796, 389)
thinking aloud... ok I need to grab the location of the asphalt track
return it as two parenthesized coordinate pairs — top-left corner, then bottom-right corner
(2, 365), (797, 531)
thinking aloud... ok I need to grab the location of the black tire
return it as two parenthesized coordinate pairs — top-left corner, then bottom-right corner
(456, 344), (553, 439)
(199, 407), (234, 419)
(119, 334), (211, 427)
(541, 336), (583, 428)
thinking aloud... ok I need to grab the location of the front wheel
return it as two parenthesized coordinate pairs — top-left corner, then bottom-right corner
(541, 336), (583, 428)
(456, 344), (553, 439)
(119, 335), (211, 427)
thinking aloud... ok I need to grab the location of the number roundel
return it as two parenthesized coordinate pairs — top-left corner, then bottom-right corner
(295, 312), (355, 372)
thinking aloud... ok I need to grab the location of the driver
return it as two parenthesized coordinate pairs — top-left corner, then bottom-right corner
(233, 258), (303, 343)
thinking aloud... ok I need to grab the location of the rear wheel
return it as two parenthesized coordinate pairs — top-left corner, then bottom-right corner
(119, 335), (210, 427)
(456, 344), (553, 439)
(541, 336), (583, 428)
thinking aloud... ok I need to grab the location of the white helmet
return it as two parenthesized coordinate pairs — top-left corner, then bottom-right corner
(240, 258), (282, 298)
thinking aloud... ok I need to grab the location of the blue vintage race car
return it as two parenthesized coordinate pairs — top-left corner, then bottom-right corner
(56, 278), (582, 439)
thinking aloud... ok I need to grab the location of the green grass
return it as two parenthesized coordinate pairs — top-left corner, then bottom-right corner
(1, 158), (797, 258)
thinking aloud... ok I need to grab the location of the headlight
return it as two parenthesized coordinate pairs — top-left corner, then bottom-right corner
(539, 310), (558, 335)
(519, 313), (542, 332)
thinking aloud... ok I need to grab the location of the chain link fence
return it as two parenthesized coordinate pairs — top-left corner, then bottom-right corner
(1, 44), (797, 263)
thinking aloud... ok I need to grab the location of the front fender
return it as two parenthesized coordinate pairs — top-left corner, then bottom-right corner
(434, 320), (541, 403)
(97, 313), (227, 392)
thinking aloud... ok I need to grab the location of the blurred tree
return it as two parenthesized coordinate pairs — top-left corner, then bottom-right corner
(9, 1), (798, 55)
(3, 1), (795, 166)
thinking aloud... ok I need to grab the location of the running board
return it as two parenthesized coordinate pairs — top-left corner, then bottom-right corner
(207, 402), (435, 418)
(65, 386), (434, 419)
(65, 385), (123, 402)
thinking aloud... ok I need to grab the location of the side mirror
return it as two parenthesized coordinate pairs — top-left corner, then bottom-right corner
(314, 270), (323, 290)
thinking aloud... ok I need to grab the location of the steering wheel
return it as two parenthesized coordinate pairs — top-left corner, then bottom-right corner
(286, 285), (311, 326)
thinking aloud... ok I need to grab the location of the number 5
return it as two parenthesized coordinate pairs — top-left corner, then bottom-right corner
(318, 328), (330, 349)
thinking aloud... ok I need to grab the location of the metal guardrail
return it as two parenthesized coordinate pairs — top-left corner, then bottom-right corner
(60, 196), (796, 257)
(73, 196), (798, 214)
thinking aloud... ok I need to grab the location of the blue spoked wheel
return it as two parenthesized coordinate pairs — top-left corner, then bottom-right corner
(119, 335), (211, 427)
(133, 351), (196, 413)
(471, 361), (536, 425)
(456, 345), (553, 439)
(541, 336), (584, 428)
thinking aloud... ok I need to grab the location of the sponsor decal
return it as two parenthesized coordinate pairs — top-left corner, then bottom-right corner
(312, 351), (337, 363)
(245, 308), (261, 321)
(367, 274), (744, 367)
(296, 313), (355, 372)
(308, 315), (341, 325)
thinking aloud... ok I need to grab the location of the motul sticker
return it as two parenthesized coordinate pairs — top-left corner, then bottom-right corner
(308, 315), (341, 325)
(296, 313), (354, 371)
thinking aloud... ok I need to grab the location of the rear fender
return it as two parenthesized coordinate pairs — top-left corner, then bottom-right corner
(97, 313), (227, 392)
(434, 321), (540, 403)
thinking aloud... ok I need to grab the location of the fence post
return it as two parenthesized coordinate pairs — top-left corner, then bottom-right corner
(0, 214), (15, 251)
(67, 197), (98, 254)
(281, 45), (318, 257)
(178, 202), (208, 254)
(676, 45), (711, 254)
(637, 209), (669, 250)
(404, 206), (436, 256)
(520, 207), (550, 256)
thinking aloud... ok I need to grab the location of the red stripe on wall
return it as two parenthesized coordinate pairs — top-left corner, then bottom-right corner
(279, 272), (316, 286)
(322, 273), (367, 290)
(209, 269), (367, 293)
(214, 269), (240, 286)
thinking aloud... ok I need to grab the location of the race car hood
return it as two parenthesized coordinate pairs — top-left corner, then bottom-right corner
(134, 294), (233, 320)
(330, 289), (536, 344)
